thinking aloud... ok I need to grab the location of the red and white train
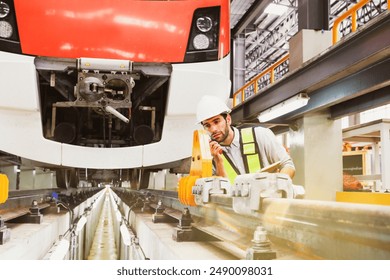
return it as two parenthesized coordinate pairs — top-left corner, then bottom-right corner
(0, 0), (231, 187)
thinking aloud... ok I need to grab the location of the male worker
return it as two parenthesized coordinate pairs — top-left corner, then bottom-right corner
(196, 95), (295, 184)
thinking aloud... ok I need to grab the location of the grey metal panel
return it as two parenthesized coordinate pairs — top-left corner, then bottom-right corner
(282, 58), (390, 121)
(330, 85), (390, 119)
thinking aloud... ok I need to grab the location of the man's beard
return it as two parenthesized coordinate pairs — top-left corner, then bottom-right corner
(211, 123), (229, 144)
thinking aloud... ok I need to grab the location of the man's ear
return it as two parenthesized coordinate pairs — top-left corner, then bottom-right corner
(226, 114), (232, 125)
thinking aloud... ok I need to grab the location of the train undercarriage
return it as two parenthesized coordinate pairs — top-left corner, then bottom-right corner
(33, 57), (176, 189)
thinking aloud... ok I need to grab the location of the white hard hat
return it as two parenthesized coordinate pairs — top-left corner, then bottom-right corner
(196, 95), (231, 123)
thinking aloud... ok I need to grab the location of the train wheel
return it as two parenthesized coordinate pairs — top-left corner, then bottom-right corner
(129, 169), (151, 190)
(56, 168), (79, 189)
(129, 169), (140, 189)
(139, 170), (151, 190)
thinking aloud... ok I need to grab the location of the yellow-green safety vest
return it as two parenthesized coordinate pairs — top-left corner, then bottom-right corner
(221, 127), (262, 184)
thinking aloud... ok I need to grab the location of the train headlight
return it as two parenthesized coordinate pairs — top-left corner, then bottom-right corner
(0, 21), (12, 38)
(196, 16), (213, 32)
(0, 0), (21, 53)
(185, 6), (220, 62)
(193, 34), (210, 50)
(0, 2), (10, 19)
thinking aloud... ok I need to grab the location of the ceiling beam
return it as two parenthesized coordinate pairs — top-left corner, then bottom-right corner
(231, 0), (273, 37)
(330, 85), (390, 120)
(283, 59), (390, 121)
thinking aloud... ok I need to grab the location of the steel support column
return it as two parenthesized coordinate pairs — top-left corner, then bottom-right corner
(298, 0), (330, 31)
(232, 35), (246, 92)
(289, 112), (343, 201)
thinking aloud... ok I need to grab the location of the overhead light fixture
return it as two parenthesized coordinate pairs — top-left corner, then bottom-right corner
(264, 3), (289, 16)
(257, 93), (309, 122)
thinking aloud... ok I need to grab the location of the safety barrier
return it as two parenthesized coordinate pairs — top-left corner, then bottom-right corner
(332, 0), (390, 44)
(232, 55), (289, 107)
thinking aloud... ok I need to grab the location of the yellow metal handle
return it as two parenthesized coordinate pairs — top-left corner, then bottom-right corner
(178, 129), (213, 206)
(0, 174), (9, 204)
(178, 175), (199, 206)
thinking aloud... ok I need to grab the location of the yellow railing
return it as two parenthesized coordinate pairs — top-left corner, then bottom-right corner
(232, 54), (289, 107)
(332, 0), (390, 44)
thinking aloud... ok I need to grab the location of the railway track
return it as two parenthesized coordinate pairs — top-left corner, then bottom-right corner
(1, 186), (390, 260)
(112, 187), (390, 260)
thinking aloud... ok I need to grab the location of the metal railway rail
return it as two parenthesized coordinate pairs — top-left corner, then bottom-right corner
(0, 189), (55, 222)
(0, 188), (100, 218)
(112, 187), (390, 260)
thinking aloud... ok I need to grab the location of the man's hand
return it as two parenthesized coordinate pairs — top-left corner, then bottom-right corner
(209, 140), (228, 178)
(209, 140), (223, 157)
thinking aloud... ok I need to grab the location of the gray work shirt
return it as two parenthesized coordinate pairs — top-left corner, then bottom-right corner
(218, 126), (295, 174)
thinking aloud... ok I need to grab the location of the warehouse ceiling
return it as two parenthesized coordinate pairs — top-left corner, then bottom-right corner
(230, 0), (389, 83)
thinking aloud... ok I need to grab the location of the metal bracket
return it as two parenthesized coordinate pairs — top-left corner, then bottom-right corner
(232, 172), (305, 215)
(141, 196), (153, 213)
(0, 217), (11, 245)
(192, 177), (232, 205)
(246, 226), (276, 260)
(152, 200), (169, 223)
(172, 208), (193, 242)
(17, 200), (43, 224)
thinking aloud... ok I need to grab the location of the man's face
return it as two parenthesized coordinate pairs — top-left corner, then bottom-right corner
(202, 114), (231, 143)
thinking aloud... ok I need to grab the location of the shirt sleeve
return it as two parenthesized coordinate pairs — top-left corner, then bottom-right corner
(254, 126), (295, 171)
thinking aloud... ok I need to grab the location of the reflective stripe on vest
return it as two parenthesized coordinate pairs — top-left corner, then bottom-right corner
(221, 153), (240, 185)
(222, 127), (262, 184)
